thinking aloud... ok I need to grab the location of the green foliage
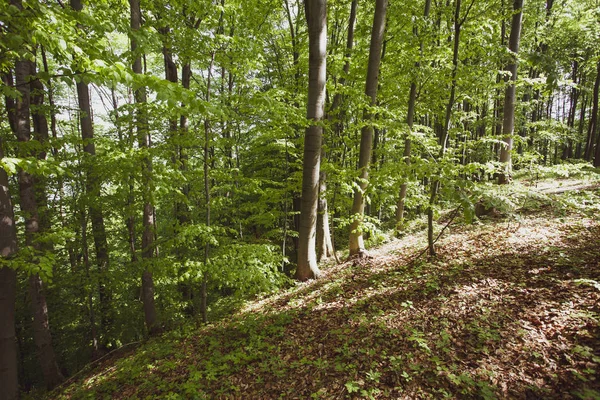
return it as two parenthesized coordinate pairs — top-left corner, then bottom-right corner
(1, 0), (599, 395)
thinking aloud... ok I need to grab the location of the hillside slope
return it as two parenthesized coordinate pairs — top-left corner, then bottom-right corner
(53, 201), (600, 399)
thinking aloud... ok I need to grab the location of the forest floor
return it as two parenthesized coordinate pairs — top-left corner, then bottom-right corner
(53, 181), (600, 399)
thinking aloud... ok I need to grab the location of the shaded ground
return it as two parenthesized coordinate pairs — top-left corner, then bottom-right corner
(54, 199), (600, 399)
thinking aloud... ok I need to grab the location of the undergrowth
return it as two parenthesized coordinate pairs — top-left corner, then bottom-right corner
(51, 180), (600, 399)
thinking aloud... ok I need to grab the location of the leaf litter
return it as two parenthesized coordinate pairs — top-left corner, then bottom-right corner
(56, 204), (600, 399)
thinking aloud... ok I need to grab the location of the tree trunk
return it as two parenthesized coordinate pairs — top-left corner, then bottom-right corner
(349, 0), (388, 256)
(585, 61), (600, 161)
(576, 94), (587, 159)
(12, 57), (64, 390)
(427, 0), (463, 257)
(201, 49), (216, 322)
(129, 0), (160, 336)
(320, 0), (357, 264)
(202, 114), (210, 323)
(0, 136), (19, 400)
(160, 24), (187, 227)
(70, 0), (111, 343)
(180, 62), (191, 176)
(296, 0), (327, 280)
(316, 173), (334, 261)
(498, 0), (524, 184)
(562, 61), (579, 160)
(493, 1), (506, 152)
(396, 0), (431, 228)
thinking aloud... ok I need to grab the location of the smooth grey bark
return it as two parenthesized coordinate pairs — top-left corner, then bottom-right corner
(396, 0), (431, 228)
(349, 0), (388, 256)
(296, 0), (327, 280)
(129, 0), (160, 336)
(320, 0), (356, 263)
(70, 0), (111, 343)
(0, 134), (19, 400)
(316, 177), (333, 261)
(498, 0), (524, 184)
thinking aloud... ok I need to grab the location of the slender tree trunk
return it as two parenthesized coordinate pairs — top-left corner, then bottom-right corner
(0, 135), (19, 399)
(296, 0), (327, 280)
(498, 0), (524, 183)
(129, 0), (160, 336)
(316, 175), (333, 261)
(527, 2), (552, 154)
(396, 0), (431, 228)
(200, 50), (216, 322)
(594, 100), (600, 168)
(427, 0), (464, 256)
(160, 24), (186, 226)
(112, 88), (138, 265)
(202, 111), (210, 323)
(585, 61), (600, 161)
(349, 0), (388, 256)
(70, 0), (111, 343)
(576, 94), (587, 159)
(284, 0), (304, 264)
(562, 61), (579, 160)
(493, 0), (506, 155)
(78, 204), (99, 357)
(319, 0), (357, 263)
(178, 62), (191, 225)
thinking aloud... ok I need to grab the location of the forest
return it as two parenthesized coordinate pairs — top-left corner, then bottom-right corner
(0, 0), (599, 398)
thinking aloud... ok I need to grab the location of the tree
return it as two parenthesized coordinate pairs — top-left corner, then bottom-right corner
(348, 0), (388, 257)
(129, 0), (161, 335)
(296, 0), (327, 281)
(396, 0), (432, 228)
(587, 61), (600, 163)
(70, 0), (112, 347)
(0, 139), (19, 400)
(426, 0), (472, 257)
(317, 0), (357, 264)
(13, 57), (64, 390)
(498, 0), (524, 184)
